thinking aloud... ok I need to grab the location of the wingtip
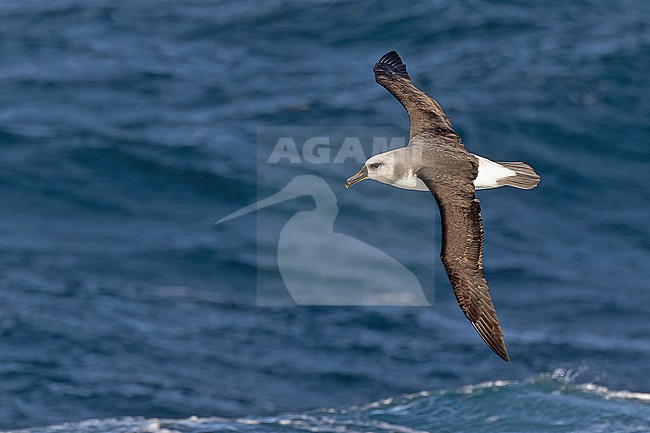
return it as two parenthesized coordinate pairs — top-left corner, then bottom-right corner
(493, 341), (510, 362)
(470, 321), (510, 363)
(487, 342), (509, 362)
(374, 50), (410, 80)
(488, 340), (510, 363)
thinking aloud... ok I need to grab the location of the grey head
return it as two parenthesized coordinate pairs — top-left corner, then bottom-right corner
(345, 148), (427, 191)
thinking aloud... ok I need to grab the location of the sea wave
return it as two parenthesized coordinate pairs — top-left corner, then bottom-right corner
(12, 374), (650, 433)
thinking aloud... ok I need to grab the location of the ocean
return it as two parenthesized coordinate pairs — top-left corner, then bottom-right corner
(0, 0), (649, 431)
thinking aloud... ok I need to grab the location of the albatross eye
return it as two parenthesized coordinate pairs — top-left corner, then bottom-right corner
(369, 163), (382, 169)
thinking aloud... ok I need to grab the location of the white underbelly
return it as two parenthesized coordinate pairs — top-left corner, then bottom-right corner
(388, 175), (429, 191)
(472, 155), (516, 190)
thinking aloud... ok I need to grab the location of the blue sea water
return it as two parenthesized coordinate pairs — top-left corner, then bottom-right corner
(11, 375), (650, 433)
(1, 0), (649, 431)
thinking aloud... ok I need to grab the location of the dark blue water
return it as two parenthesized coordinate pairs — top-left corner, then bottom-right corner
(1, 0), (649, 431)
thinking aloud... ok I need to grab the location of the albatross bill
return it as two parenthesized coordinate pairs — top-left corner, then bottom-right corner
(344, 165), (368, 188)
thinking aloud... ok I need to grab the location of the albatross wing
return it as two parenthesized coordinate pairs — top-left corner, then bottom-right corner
(374, 51), (462, 148)
(417, 164), (510, 362)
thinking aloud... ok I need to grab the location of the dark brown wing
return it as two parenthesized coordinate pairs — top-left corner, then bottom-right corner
(374, 51), (463, 149)
(418, 163), (510, 362)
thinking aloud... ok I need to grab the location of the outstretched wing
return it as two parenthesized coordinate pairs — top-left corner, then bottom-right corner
(374, 51), (462, 149)
(418, 167), (509, 362)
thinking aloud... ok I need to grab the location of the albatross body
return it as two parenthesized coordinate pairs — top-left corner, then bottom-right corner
(345, 51), (540, 362)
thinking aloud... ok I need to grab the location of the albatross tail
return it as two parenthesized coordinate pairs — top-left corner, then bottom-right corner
(496, 162), (540, 190)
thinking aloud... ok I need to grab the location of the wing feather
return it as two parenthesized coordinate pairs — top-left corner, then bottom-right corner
(418, 164), (510, 362)
(374, 51), (463, 149)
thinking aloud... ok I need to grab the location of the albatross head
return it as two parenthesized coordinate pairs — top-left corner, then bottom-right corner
(345, 151), (420, 190)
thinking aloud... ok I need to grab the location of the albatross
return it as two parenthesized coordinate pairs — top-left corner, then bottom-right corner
(345, 51), (540, 362)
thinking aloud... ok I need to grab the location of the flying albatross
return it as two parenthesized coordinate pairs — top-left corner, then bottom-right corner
(345, 51), (540, 362)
